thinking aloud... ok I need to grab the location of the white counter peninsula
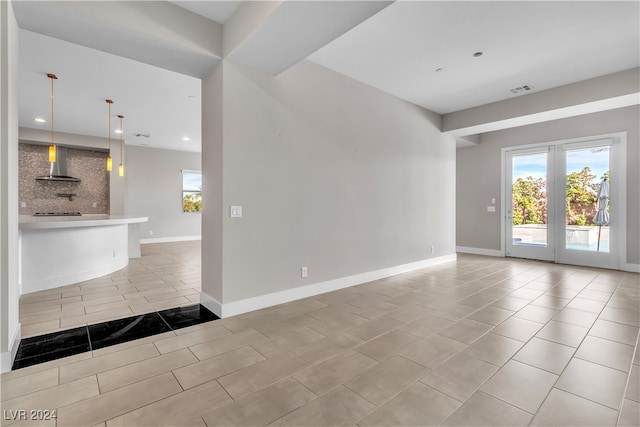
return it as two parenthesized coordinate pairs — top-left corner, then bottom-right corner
(19, 214), (148, 294)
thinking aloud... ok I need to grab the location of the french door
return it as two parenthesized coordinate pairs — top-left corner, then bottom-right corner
(505, 147), (555, 261)
(505, 135), (624, 270)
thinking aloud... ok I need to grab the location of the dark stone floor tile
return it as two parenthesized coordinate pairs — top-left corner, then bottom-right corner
(12, 343), (90, 370)
(14, 326), (89, 360)
(88, 312), (171, 350)
(158, 304), (219, 330)
(11, 305), (220, 370)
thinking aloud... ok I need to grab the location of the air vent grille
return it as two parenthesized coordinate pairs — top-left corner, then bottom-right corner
(510, 85), (533, 94)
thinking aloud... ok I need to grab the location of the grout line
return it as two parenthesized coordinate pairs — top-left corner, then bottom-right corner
(615, 327), (640, 426)
(86, 326), (92, 352)
(156, 310), (176, 331)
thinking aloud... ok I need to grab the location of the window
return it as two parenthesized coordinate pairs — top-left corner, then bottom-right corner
(182, 170), (202, 212)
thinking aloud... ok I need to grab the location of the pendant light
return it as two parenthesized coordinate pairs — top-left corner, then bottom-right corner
(47, 73), (57, 163)
(118, 115), (125, 176)
(106, 99), (113, 171)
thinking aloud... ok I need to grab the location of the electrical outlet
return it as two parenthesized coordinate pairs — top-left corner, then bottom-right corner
(301, 266), (308, 278)
(431, 245), (435, 254)
(20, 202), (26, 208)
(92, 201), (98, 208)
(149, 230), (153, 236)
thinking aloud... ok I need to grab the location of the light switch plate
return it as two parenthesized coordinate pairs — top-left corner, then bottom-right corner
(230, 206), (243, 218)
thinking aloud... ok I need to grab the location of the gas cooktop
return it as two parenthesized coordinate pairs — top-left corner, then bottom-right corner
(33, 212), (82, 216)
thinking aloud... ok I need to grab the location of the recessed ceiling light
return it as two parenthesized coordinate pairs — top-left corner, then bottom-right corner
(182, 136), (190, 142)
(34, 117), (46, 123)
(115, 129), (123, 134)
(473, 51), (483, 57)
(188, 96), (197, 100)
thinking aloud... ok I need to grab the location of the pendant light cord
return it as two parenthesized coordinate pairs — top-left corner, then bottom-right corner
(119, 115), (123, 163)
(46, 73), (58, 163)
(106, 99), (114, 171)
(47, 73), (57, 147)
(51, 76), (54, 145)
(118, 114), (124, 176)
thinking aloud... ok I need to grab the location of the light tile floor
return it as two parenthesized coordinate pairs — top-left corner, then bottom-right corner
(18, 241), (202, 338)
(2, 247), (639, 427)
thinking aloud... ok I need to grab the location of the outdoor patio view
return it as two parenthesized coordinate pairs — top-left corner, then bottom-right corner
(512, 146), (610, 252)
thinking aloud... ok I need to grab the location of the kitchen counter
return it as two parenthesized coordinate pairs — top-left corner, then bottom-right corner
(19, 215), (148, 294)
(19, 214), (148, 229)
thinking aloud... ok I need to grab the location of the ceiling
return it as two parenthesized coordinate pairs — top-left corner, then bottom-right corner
(309, 1), (640, 114)
(167, 1), (242, 24)
(19, 30), (202, 153)
(13, 1), (640, 153)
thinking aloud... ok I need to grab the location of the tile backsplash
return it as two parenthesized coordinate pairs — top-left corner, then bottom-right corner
(19, 143), (110, 214)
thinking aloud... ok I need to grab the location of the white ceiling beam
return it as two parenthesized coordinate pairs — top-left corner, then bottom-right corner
(448, 94), (639, 139)
(224, 0), (394, 76)
(223, 1), (284, 57)
(455, 135), (480, 147)
(12, 1), (223, 78)
(443, 68), (640, 137)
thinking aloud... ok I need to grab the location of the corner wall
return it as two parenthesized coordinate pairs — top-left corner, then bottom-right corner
(457, 105), (640, 267)
(1, 0), (20, 372)
(202, 59), (456, 312)
(201, 62), (224, 303)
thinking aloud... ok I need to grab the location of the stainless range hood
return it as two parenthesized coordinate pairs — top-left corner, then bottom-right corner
(36, 146), (81, 182)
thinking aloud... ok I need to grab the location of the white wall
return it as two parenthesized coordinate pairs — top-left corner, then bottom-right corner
(0, 0), (20, 372)
(125, 145), (202, 241)
(457, 105), (640, 267)
(201, 61), (224, 303)
(202, 59), (456, 312)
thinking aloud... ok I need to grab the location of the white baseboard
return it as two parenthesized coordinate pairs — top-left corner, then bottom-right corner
(201, 254), (457, 319)
(1, 325), (21, 373)
(456, 246), (504, 257)
(140, 235), (201, 244)
(199, 293), (222, 318)
(457, 246), (639, 273)
(622, 263), (640, 273)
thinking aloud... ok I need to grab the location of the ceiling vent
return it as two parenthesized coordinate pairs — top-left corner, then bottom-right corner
(133, 132), (150, 138)
(509, 85), (533, 94)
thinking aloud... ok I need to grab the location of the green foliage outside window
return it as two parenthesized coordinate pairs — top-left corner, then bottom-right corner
(512, 167), (609, 226)
(512, 176), (546, 225)
(182, 170), (202, 213)
(183, 192), (202, 212)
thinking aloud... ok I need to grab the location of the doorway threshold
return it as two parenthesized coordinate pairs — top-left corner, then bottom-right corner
(12, 304), (219, 370)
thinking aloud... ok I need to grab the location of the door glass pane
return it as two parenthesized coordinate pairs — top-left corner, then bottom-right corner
(512, 152), (548, 247)
(565, 146), (610, 252)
